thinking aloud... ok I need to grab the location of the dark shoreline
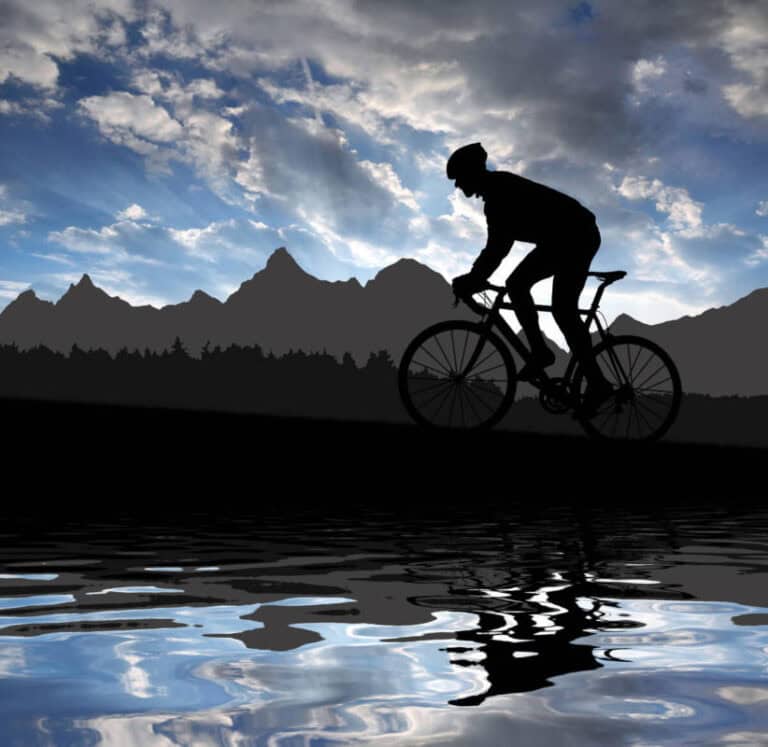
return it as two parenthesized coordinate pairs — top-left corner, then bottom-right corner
(3, 397), (764, 514)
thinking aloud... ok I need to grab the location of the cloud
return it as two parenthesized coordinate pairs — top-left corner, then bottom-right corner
(116, 204), (148, 221)
(0, 96), (62, 122)
(745, 236), (768, 267)
(168, 218), (265, 264)
(0, 0), (135, 90)
(0, 208), (26, 227)
(616, 176), (703, 233)
(233, 105), (412, 240)
(0, 280), (32, 300)
(79, 92), (184, 150)
(632, 56), (668, 94)
(436, 192), (486, 242)
(358, 160), (420, 211)
(757, 201), (768, 217)
(48, 219), (167, 267)
(0, 185), (27, 226)
(719, 3), (768, 120)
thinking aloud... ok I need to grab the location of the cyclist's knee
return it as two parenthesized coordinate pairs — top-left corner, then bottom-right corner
(505, 280), (530, 308)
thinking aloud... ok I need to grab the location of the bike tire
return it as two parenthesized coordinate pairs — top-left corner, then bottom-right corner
(398, 320), (517, 430)
(573, 334), (682, 441)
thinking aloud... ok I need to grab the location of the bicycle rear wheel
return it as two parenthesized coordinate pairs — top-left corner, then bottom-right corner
(398, 320), (517, 429)
(573, 335), (682, 441)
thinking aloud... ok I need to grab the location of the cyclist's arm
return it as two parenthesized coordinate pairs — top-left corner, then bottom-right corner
(470, 221), (516, 281)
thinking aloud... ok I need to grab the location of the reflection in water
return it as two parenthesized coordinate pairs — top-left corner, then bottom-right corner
(1, 506), (768, 744)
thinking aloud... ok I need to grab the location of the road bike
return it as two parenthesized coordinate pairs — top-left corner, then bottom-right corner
(398, 271), (682, 440)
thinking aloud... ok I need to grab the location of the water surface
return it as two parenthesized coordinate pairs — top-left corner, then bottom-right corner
(2, 506), (768, 745)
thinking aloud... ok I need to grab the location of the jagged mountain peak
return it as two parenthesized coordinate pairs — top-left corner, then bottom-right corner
(189, 289), (221, 305)
(264, 247), (307, 275)
(58, 273), (108, 302)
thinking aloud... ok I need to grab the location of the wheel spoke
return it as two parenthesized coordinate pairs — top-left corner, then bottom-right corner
(469, 361), (508, 380)
(633, 400), (657, 433)
(432, 381), (457, 421)
(410, 359), (449, 377)
(414, 380), (454, 411)
(433, 333), (455, 373)
(458, 330), (471, 373)
(634, 361), (667, 391)
(463, 382), (500, 414)
(627, 348), (655, 385)
(416, 346), (452, 376)
(634, 395), (666, 422)
(410, 378), (453, 397)
(465, 345), (500, 376)
(636, 375), (672, 393)
(460, 384), (485, 424)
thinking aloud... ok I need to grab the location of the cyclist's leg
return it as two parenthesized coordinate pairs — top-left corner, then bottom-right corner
(550, 222), (610, 402)
(505, 248), (556, 374)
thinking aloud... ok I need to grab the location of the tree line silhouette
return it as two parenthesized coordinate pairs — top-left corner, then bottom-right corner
(0, 338), (404, 422)
(0, 338), (766, 447)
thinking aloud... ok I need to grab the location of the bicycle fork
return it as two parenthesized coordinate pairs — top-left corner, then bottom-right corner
(457, 321), (495, 379)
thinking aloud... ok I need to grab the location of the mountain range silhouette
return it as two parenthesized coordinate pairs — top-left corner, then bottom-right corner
(0, 247), (764, 396)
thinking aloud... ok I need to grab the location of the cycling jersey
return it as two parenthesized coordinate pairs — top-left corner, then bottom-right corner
(471, 170), (597, 280)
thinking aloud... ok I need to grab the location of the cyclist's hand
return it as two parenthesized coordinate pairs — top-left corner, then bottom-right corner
(452, 273), (486, 298)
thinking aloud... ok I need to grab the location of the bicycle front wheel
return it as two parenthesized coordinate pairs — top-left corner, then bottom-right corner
(398, 320), (517, 429)
(573, 335), (682, 441)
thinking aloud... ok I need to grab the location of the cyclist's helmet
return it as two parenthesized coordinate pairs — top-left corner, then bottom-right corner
(446, 142), (487, 179)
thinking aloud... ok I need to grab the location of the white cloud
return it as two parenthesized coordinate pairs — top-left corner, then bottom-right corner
(756, 201), (768, 217)
(48, 219), (166, 268)
(0, 186), (27, 226)
(745, 236), (768, 267)
(0, 0), (135, 90)
(616, 176), (703, 233)
(0, 96), (63, 123)
(116, 204), (148, 221)
(248, 219), (270, 230)
(437, 192), (487, 241)
(49, 224), (124, 255)
(719, 5), (768, 119)
(412, 240), (476, 280)
(723, 83), (768, 119)
(0, 208), (26, 227)
(632, 56), (668, 93)
(29, 252), (76, 266)
(0, 280), (32, 300)
(80, 92), (183, 143)
(293, 208), (400, 268)
(358, 160), (420, 211)
(168, 218), (263, 264)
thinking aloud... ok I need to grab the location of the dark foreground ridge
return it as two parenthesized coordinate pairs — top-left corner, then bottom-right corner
(3, 397), (762, 513)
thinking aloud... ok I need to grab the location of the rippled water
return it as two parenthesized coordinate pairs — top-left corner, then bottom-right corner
(3, 506), (768, 745)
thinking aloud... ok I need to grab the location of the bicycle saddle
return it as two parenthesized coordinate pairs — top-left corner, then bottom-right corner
(588, 270), (626, 283)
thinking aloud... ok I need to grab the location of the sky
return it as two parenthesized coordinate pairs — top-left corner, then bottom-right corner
(1, 0), (767, 340)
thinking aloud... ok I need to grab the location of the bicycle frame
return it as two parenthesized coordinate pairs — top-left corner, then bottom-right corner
(458, 272), (628, 393)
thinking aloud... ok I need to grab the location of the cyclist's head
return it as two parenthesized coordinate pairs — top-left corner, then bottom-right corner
(446, 142), (487, 180)
(447, 142), (487, 197)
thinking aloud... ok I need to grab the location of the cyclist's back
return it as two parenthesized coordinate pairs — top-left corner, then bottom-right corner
(480, 170), (596, 246)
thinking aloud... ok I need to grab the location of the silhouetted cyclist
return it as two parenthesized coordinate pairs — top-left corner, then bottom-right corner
(448, 142), (613, 417)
